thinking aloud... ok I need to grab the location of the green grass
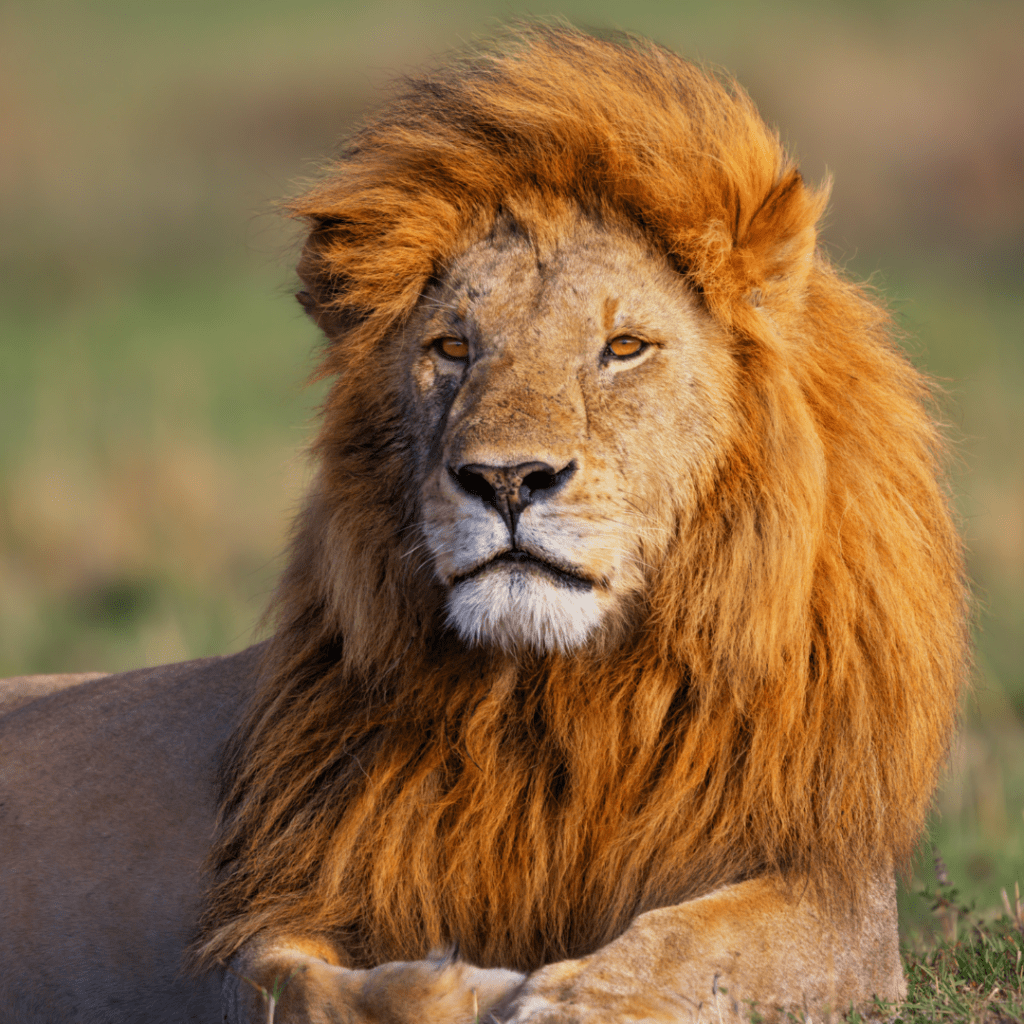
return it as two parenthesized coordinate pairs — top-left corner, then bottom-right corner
(0, 261), (326, 677)
(894, 859), (1024, 1024)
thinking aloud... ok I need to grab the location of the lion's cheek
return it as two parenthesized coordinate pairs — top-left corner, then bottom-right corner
(419, 491), (509, 584)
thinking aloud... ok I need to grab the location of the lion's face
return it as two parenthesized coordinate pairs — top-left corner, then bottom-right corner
(404, 216), (735, 653)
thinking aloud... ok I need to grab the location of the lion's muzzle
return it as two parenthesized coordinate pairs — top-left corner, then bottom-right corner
(432, 459), (607, 654)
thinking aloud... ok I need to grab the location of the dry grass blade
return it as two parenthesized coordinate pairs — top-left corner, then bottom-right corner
(223, 963), (303, 1024)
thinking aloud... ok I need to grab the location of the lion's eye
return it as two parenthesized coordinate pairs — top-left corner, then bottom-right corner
(605, 337), (646, 360)
(435, 337), (469, 361)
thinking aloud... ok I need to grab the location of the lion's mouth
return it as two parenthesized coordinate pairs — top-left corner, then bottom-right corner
(453, 550), (594, 591)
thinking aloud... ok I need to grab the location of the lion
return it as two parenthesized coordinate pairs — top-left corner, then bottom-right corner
(0, 25), (968, 1024)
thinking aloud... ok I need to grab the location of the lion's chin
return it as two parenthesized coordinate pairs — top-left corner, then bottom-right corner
(447, 566), (604, 654)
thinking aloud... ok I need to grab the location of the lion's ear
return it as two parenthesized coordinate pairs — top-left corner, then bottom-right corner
(738, 169), (830, 296)
(295, 288), (334, 334)
(295, 288), (365, 342)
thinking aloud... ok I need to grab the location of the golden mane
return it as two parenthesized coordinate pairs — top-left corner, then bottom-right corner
(196, 26), (968, 973)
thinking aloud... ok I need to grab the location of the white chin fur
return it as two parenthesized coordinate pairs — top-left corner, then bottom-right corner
(447, 567), (603, 653)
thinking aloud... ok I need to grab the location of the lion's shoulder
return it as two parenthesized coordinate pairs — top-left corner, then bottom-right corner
(0, 645), (261, 835)
(0, 646), (260, 740)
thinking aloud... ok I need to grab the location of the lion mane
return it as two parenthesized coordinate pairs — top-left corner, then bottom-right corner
(197, 26), (968, 973)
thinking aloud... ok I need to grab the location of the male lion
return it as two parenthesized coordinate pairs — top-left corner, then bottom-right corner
(0, 26), (967, 1024)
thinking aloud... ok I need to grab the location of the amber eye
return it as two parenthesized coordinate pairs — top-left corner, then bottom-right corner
(435, 337), (469, 361)
(606, 337), (646, 360)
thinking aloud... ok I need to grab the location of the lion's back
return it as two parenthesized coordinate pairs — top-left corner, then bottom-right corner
(0, 671), (109, 718)
(0, 647), (261, 1023)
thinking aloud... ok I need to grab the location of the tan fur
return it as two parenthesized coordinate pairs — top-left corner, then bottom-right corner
(0, 25), (967, 1024)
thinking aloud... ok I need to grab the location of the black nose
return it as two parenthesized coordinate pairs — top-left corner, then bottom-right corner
(450, 460), (577, 536)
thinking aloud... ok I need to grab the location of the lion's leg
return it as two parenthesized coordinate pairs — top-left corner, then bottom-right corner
(223, 936), (525, 1024)
(498, 869), (905, 1024)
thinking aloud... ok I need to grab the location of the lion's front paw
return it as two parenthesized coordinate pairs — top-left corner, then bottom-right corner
(360, 953), (525, 1024)
(224, 946), (525, 1024)
(223, 953), (360, 1023)
(495, 960), (693, 1024)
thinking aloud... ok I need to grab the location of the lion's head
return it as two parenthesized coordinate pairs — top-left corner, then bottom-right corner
(412, 212), (734, 654)
(198, 26), (968, 973)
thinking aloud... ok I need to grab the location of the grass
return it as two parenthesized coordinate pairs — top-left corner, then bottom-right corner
(892, 856), (1024, 1024)
(227, 963), (304, 1024)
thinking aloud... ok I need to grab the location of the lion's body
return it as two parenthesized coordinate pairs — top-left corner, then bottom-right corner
(1, 26), (967, 1024)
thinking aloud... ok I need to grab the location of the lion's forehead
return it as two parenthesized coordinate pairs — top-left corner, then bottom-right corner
(423, 218), (696, 355)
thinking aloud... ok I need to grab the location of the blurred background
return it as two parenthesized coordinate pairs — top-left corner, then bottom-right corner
(1, 0), (1021, 935)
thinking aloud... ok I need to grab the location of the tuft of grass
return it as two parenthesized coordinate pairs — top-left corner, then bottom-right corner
(892, 857), (1024, 1023)
(224, 964), (303, 1024)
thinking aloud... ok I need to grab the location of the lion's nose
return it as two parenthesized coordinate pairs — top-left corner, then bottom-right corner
(450, 460), (577, 536)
